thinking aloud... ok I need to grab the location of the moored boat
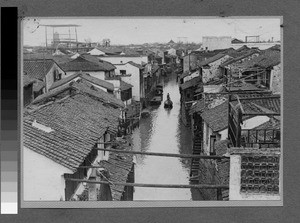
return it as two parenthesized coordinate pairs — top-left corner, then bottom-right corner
(164, 99), (173, 109)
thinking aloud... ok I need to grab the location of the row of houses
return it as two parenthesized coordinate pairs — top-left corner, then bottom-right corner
(22, 45), (178, 201)
(178, 44), (281, 200)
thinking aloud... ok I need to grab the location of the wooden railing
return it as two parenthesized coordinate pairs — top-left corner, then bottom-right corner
(240, 129), (280, 148)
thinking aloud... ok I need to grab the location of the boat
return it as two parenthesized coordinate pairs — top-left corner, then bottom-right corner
(141, 108), (151, 118)
(164, 93), (173, 109)
(164, 99), (173, 109)
(155, 84), (163, 96)
(149, 96), (162, 106)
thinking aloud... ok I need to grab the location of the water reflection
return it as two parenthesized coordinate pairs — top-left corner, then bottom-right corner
(132, 74), (193, 200)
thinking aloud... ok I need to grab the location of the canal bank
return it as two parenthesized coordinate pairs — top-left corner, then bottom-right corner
(131, 73), (197, 200)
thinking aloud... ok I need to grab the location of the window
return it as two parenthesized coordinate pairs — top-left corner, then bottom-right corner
(210, 135), (217, 155)
(120, 70), (126, 76)
(53, 69), (61, 82)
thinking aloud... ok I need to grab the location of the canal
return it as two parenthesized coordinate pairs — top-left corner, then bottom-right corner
(131, 74), (195, 200)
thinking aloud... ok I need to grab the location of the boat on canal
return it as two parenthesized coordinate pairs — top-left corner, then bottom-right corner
(149, 84), (164, 106)
(164, 93), (173, 109)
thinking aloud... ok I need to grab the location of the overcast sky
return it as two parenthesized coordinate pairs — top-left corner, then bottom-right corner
(23, 17), (281, 46)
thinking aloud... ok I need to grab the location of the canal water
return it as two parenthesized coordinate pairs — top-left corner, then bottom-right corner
(131, 74), (194, 200)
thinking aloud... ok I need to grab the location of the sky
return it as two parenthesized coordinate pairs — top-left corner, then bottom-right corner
(23, 17), (281, 46)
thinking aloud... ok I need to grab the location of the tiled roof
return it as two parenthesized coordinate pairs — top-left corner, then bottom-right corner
(239, 50), (280, 70)
(23, 75), (35, 87)
(80, 54), (116, 70)
(198, 53), (226, 67)
(127, 61), (143, 69)
(265, 44), (281, 51)
(49, 72), (114, 91)
(231, 38), (244, 44)
(179, 71), (190, 79)
(239, 95), (281, 115)
(201, 101), (229, 132)
(180, 76), (201, 90)
(120, 80), (133, 91)
(189, 99), (205, 115)
(33, 80), (124, 108)
(23, 60), (55, 80)
(98, 137), (134, 201)
(60, 56), (115, 72)
(23, 53), (54, 61)
(226, 82), (262, 92)
(23, 93), (121, 172)
(220, 50), (260, 68)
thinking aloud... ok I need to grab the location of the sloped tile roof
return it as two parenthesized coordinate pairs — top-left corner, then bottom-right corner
(220, 50), (260, 68)
(120, 80), (133, 91)
(33, 80), (124, 108)
(180, 76), (201, 90)
(127, 61), (143, 69)
(201, 101), (229, 132)
(98, 137), (134, 201)
(23, 59), (55, 80)
(24, 93), (121, 172)
(23, 75), (35, 87)
(198, 53), (226, 67)
(189, 99), (205, 115)
(23, 53), (54, 61)
(49, 72), (114, 91)
(239, 95), (281, 114)
(238, 50), (280, 70)
(60, 56), (115, 72)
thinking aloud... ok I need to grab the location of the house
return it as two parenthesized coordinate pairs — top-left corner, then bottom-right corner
(201, 93), (280, 156)
(23, 81), (126, 201)
(87, 47), (106, 56)
(202, 36), (232, 51)
(192, 93), (281, 200)
(231, 38), (244, 44)
(104, 78), (133, 106)
(23, 58), (66, 93)
(219, 49), (261, 79)
(98, 54), (148, 65)
(179, 76), (203, 127)
(198, 53), (232, 84)
(48, 72), (115, 95)
(166, 48), (177, 56)
(237, 50), (281, 94)
(23, 75), (35, 106)
(59, 55), (116, 80)
(114, 61), (144, 101)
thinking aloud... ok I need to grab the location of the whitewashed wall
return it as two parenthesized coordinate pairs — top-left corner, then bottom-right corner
(202, 36), (232, 51)
(115, 63), (141, 101)
(202, 55), (231, 84)
(45, 63), (65, 92)
(23, 147), (73, 201)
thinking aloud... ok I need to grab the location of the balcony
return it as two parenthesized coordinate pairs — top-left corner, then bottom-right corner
(240, 129), (280, 148)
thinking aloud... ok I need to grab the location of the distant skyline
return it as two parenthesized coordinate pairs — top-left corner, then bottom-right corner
(23, 17), (281, 46)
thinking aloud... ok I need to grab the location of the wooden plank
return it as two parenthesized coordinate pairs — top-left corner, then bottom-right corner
(65, 179), (229, 189)
(95, 148), (230, 159)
